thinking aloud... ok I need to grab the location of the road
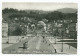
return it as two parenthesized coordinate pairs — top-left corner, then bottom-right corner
(2, 34), (56, 54)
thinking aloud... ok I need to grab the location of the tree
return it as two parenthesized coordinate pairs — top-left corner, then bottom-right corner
(13, 27), (22, 36)
(45, 11), (63, 22)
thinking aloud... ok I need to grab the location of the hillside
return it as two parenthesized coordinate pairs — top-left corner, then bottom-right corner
(56, 8), (77, 13)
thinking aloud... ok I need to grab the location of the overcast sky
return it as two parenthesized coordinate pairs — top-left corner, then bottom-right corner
(2, 2), (77, 11)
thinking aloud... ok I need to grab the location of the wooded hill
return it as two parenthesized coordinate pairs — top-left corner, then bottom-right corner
(2, 8), (77, 23)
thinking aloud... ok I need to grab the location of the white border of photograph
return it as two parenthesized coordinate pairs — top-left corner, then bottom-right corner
(0, 0), (80, 56)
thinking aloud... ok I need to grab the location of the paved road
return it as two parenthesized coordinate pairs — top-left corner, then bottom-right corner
(2, 35), (56, 54)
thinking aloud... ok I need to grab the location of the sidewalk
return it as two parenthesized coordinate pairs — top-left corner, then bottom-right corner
(48, 37), (77, 54)
(52, 43), (77, 54)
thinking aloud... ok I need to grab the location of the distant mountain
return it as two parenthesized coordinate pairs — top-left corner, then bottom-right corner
(56, 8), (77, 13)
(24, 10), (49, 14)
(24, 8), (77, 14)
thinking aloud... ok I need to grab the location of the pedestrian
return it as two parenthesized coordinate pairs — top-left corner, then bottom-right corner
(22, 37), (24, 38)
(54, 49), (57, 53)
(23, 41), (28, 49)
(43, 36), (45, 39)
(22, 37), (24, 40)
(23, 42), (26, 49)
(49, 44), (50, 46)
(6, 41), (9, 44)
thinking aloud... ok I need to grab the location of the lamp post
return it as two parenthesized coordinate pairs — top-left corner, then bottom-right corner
(8, 33), (9, 44)
(7, 24), (9, 44)
(54, 22), (57, 44)
(61, 24), (64, 52)
(61, 31), (63, 52)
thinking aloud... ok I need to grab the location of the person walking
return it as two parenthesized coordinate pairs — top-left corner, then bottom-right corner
(22, 41), (28, 53)
(23, 41), (28, 49)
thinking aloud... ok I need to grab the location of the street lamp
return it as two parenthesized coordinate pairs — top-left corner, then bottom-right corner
(61, 25), (64, 52)
(52, 22), (56, 44)
(7, 24), (9, 44)
(7, 33), (9, 44)
(61, 32), (63, 52)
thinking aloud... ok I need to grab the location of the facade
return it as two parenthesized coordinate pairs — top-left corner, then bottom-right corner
(2, 23), (8, 37)
(48, 20), (77, 37)
(68, 22), (77, 39)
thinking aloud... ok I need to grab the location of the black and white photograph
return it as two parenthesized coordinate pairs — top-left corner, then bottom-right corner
(2, 2), (77, 54)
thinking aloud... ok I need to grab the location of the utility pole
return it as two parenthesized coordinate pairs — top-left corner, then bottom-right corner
(61, 32), (63, 52)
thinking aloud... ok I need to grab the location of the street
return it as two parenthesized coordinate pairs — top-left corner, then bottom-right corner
(2, 34), (56, 54)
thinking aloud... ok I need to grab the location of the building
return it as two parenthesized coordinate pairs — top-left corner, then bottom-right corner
(68, 22), (77, 39)
(2, 23), (8, 37)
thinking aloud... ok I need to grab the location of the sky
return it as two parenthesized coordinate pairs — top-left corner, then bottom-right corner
(2, 2), (77, 11)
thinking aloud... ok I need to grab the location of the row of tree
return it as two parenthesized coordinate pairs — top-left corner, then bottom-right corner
(2, 8), (77, 23)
